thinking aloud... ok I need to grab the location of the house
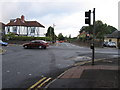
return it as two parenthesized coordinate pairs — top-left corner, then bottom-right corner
(0, 22), (5, 40)
(104, 30), (120, 48)
(5, 15), (45, 37)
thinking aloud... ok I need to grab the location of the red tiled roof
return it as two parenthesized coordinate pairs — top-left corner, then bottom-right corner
(25, 21), (45, 28)
(6, 18), (25, 26)
(5, 17), (45, 28)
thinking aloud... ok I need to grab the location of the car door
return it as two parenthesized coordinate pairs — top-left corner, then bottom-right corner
(30, 41), (37, 48)
(38, 41), (43, 48)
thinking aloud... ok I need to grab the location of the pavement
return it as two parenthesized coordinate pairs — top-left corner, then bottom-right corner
(45, 57), (120, 89)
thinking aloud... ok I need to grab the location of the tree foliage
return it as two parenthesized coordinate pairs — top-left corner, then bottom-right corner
(46, 26), (56, 41)
(80, 20), (117, 39)
(58, 33), (65, 41)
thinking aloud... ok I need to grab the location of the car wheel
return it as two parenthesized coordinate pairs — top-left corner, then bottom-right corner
(44, 46), (46, 49)
(42, 46), (46, 49)
(24, 45), (28, 49)
(39, 46), (42, 48)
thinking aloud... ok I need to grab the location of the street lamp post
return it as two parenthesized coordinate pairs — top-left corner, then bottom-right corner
(53, 24), (56, 43)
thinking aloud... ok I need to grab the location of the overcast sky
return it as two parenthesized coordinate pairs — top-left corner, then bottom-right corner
(0, 0), (119, 37)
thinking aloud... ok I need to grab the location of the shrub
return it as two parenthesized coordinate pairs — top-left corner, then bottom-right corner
(8, 36), (52, 41)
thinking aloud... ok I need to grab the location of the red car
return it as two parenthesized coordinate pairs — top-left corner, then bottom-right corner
(23, 40), (49, 49)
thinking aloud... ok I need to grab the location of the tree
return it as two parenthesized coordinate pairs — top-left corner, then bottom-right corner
(79, 20), (117, 40)
(58, 33), (65, 41)
(46, 26), (56, 41)
(69, 34), (71, 39)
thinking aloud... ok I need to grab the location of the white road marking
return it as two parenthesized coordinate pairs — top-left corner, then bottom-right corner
(17, 72), (20, 74)
(28, 74), (32, 76)
(6, 70), (10, 73)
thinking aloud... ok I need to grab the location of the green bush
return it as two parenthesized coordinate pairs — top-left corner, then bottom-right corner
(34, 37), (52, 41)
(8, 36), (52, 41)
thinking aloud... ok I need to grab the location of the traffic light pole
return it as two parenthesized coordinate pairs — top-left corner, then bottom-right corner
(92, 8), (95, 65)
(85, 8), (95, 65)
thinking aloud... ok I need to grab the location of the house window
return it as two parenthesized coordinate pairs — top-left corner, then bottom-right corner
(31, 27), (35, 33)
(13, 26), (17, 33)
(7, 27), (10, 32)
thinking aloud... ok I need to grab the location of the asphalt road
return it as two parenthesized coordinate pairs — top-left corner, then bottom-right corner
(2, 42), (119, 88)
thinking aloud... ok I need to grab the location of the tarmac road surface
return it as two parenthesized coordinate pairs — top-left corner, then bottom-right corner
(2, 42), (119, 88)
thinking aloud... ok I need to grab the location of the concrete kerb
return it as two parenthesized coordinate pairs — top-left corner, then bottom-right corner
(44, 58), (107, 89)
(44, 68), (70, 89)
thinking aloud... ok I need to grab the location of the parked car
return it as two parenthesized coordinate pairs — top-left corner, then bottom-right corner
(107, 42), (116, 47)
(23, 40), (49, 49)
(0, 40), (8, 46)
(103, 41), (109, 47)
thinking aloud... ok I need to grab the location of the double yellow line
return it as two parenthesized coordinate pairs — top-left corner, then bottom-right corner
(27, 77), (52, 90)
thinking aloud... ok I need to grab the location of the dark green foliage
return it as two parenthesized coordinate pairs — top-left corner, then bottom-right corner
(5, 33), (52, 41)
(58, 33), (65, 41)
(46, 26), (56, 41)
(5, 32), (52, 41)
(80, 20), (117, 40)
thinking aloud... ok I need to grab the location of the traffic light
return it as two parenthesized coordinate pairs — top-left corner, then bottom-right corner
(85, 10), (91, 25)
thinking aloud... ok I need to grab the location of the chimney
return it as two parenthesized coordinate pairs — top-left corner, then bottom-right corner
(21, 15), (25, 22)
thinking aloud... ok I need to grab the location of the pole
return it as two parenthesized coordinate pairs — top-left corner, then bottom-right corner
(53, 24), (56, 43)
(92, 8), (95, 65)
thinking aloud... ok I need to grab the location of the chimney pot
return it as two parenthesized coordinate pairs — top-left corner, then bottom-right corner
(21, 15), (25, 22)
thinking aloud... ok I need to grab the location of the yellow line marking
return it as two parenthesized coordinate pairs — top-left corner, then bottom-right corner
(74, 62), (85, 66)
(36, 78), (52, 89)
(27, 77), (46, 90)
(73, 58), (106, 66)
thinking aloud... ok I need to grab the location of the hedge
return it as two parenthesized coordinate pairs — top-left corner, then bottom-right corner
(8, 36), (52, 41)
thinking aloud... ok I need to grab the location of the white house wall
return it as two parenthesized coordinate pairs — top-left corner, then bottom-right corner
(27, 27), (45, 37)
(5, 26), (11, 34)
(39, 27), (45, 37)
(5, 26), (45, 37)
(5, 27), (7, 34)
(20, 26), (27, 35)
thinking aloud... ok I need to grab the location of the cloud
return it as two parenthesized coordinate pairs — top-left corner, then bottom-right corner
(39, 12), (85, 37)
(0, 0), (119, 37)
